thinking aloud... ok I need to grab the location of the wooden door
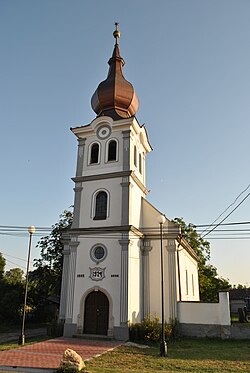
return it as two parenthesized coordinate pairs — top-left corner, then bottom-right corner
(84, 291), (109, 335)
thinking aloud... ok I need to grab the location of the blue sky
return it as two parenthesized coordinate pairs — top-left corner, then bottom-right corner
(0, 0), (249, 286)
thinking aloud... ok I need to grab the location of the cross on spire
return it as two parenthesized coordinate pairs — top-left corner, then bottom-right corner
(113, 22), (120, 45)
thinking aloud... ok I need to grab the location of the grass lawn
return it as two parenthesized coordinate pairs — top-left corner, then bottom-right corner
(85, 338), (250, 373)
(0, 335), (51, 351)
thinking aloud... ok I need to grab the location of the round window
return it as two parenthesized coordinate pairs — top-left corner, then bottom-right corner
(90, 244), (107, 263)
(94, 246), (105, 260)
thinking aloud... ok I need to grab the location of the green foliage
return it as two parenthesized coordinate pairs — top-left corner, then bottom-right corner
(0, 211), (73, 324)
(34, 209), (73, 274)
(173, 217), (210, 265)
(0, 282), (24, 322)
(129, 314), (177, 343)
(28, 209), (73, 321)
(0, 252), (6, 278)
(0, 254), (24, 322)
(173, 217), (231, 302)
(199, 264), (231, 302)
(4, 268), (24, 285)
(54, 368), (85, 373)
(47, 322), (64, 337)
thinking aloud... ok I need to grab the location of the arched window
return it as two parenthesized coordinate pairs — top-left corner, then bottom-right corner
(139, 153), (142, 173)
(134, 145), (137, 167)
(94, 191), (108, 220)
(90, 143), (99, 164)
(108, 140), (117, 162)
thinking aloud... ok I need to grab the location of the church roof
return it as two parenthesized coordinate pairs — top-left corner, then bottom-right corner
(91, 23), (139, 120)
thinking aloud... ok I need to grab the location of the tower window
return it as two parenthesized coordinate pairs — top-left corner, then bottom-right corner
(134, 145), (137, 167)
(90, 143), (99, 164)
(139, 153), (142, 173)
(94, 191), (108, 220)
(108, 140), (117, 161)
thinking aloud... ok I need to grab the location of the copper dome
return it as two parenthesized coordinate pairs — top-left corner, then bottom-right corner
(91, 25), (139, 120)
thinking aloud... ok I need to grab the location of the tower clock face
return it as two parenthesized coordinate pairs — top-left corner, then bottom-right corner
(97, 125), (111, 140)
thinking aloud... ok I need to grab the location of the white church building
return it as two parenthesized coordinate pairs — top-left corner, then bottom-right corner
(59, 26), (229, 340)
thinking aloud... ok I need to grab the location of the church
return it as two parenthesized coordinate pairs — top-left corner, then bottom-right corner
(58, 24), (200, 340)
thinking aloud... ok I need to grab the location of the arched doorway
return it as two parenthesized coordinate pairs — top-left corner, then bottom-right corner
(84, 291), (109, 335)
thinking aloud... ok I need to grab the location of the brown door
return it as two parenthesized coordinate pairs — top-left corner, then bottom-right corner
(84, 291), (109, 335)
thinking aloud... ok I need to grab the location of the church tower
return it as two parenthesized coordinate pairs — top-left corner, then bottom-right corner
(59, 24), (152, 340)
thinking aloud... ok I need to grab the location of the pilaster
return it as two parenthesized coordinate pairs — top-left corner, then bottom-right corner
(71, 183), (83, 229)
(122, 130), (130, 171)
(141, 239), (152, 319)
(167, 239), (178, 320)
(119, 238), (130, 324)
(65, 240), (79, 323)
(76, 138), (86, 177)
(120, 177), (130, 225)
(59, 241), (70, 321)
(72, 138), (86, 229)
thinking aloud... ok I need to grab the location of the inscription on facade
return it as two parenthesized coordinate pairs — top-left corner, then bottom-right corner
(89, 267), (106, 281)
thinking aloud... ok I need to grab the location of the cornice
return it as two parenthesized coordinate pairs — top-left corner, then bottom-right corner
(68, 224), (143, 238)
(72, 170), (149, 194)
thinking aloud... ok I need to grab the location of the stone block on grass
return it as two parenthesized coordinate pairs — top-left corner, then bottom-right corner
(60, 348), (85, 371)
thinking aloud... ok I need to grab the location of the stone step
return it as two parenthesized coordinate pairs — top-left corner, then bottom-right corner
(73, 333), (114, 341)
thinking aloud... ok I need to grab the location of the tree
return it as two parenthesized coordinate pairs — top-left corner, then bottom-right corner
(0, 252), (6, 278)
(0, 261), (24, 323)
(4, 268), (24, 285)
(173, 217), (231, 302)
(34, 209), (73, 296)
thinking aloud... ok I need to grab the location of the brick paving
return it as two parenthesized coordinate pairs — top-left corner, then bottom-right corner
(0, 337), (122, 370)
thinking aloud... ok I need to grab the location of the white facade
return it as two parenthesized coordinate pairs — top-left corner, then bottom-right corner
(59, 114), (200, 340)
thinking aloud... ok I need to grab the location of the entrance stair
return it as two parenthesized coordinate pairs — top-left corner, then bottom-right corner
(73, 333), (114, 341)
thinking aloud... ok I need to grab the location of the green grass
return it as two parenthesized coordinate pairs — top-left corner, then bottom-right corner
(0, 335), (51, 351)
(0, 322), (48, 333)
(85, 339), (250, 373)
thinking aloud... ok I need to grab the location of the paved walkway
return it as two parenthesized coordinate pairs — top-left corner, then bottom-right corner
(0, 337), (122, 372)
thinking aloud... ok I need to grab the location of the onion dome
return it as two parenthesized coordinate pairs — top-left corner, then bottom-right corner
(91, 23), (139, 120)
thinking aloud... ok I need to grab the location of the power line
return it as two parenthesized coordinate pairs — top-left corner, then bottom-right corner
(195, 221), (250, 227)
(4, 258), (26, 270)
(0, 251), (27, 262)
(200, 183), (250, 236)
(201, 192), (250, 239)
(0, 225), (51, 231)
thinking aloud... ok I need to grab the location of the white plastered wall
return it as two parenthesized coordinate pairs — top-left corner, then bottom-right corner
(178, 248), (200, 301)
(72, 233), (121, 331)
(79, 177), (122, 228)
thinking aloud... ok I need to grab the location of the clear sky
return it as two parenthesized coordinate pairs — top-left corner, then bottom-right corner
(0, 0), (249, 286)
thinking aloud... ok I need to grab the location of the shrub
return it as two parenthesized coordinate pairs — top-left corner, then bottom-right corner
(47, 322), (63, 337)
(54, 368), (85, 373)
(129, 314), (178, 343)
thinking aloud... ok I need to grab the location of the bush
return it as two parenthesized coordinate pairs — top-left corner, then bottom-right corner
(47, 322), (64, 337)
(129, 314), (178, 343)
(54, 368), (85, 373)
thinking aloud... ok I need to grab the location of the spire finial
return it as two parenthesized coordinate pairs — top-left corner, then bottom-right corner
(113, 22), (120, 44)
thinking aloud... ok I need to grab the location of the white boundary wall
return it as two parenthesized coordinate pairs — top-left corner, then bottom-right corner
(178, 292), (230, 326)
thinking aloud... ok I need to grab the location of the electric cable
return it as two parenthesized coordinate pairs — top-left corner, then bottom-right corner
(201, 192), (250, 238)
(200, 183), (250, 236)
